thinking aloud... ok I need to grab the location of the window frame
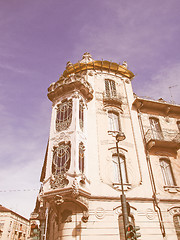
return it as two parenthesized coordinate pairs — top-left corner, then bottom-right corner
(112, 154), (128, 184)
(105, 79), (117, 97)
(173, 214), (180, 240)
(108, 111), (121, 132)
(79, 100), (84, 131)
(56, 99), (73, 132)
(79, 142), (85, 174)
(52, 142), (71, 175)
(149, 117), (163, 140)
(159, 158), (176, 187)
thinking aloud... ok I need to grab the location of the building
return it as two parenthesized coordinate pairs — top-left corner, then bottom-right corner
(0, 204), (30, 240)
(32, 53), (180, 239)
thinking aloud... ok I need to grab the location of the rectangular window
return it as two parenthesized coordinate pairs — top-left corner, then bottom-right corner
(108, 112), (120, 132)
(112, 155), (127, 184)
(149, 117), (163, 140)
(160, 159), (175, 186)
(105, 80), (116, 97)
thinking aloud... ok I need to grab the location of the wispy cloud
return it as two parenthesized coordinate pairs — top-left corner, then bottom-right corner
(135, 62), (180, 104)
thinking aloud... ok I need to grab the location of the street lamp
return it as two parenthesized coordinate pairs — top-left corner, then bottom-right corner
(115, 132), (129, 240)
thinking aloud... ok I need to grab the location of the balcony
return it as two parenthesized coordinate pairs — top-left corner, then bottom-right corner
(103, 92), (122, 107)
(144, 129), (180, 151)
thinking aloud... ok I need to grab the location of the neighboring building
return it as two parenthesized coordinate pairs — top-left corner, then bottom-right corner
(32, 53), (180, 239)
(0, 205), (30, 240)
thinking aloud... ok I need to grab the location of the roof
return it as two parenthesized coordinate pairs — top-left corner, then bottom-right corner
(0, 204), (30, 222)
(133, 96), (180, 117)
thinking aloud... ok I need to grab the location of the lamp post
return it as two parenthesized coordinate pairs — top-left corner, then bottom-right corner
(115, 132), (129, 239)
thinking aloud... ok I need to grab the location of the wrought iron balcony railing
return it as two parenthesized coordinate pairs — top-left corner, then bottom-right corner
(144, 129), (180, 151)
(103, 92), (122, 106)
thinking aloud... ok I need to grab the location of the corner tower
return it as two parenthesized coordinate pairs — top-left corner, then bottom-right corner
(36, 53), (149, 240)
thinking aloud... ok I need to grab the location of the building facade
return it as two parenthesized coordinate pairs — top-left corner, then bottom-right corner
(32, 53), (180, 239)
(0, 205), (30, 240)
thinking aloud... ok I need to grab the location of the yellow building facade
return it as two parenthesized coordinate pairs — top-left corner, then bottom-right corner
(32, 53), (180, 240)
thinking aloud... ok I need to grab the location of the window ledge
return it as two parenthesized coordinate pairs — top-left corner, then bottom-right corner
(108, 131), (120, 137)
(164, 185), (180, 193)
(113, 183), (131, 191)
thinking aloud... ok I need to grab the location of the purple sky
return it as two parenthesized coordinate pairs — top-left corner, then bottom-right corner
(0, 0), (180, 218)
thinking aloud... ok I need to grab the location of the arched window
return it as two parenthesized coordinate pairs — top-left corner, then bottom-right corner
(105, 79), (116, 97)
(112, 155), (128, 184)
(160, 158), (175, 186)
(56, 99), (72, 131)
(149, 117), (163, 140)
(108, 111), (120, 132)
(79, 100), (84, 130)
(79, 142), (85, 173)
(52, 142), (71, 175)
(173, 214), (180, 240)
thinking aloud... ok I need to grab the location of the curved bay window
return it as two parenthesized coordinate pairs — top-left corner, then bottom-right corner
(56, 99), (72, 131)
(52, 142), (71, 175)
(160, 158), (175, 186)
(112, 154), (128, 184)
(174, 214), (180, 240)
(79, 100), (84, 130)
(79, 142), (85, 173)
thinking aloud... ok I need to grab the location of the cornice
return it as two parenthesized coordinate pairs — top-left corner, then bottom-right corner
(62, 60), (134, 79)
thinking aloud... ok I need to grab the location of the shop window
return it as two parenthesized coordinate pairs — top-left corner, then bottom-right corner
(79, 100), (84, 130)
(79, 142), (85, 173)
(108, 112), (120, 132)
(160, 158), (175, 186)
(52, 142), (71, 175)
(56, 99), (72, 131)
(105, 79), (116, 97)
(173, 214), (180, 240)
(112, 155), (127, 184)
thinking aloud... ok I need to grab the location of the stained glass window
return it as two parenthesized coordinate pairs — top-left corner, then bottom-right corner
(79, 142), (85, 173)
(52, 142), (71, 175)
(56, 99), (72, 131)
(79, 100), (84, 130)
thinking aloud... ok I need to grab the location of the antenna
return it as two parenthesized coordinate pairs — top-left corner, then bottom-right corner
(168, 85), (178, 103)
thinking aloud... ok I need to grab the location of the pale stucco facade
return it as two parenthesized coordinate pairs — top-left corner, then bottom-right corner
(32, 53), (180, 240)
(0, 205), (30, 240)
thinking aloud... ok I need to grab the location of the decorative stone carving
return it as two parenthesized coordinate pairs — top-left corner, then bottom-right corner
(66, 61), (73, 69)
(95, 207), (105, 219)
(122, 61), (128, 68)
(50, 174), (69, 189)
(77, 195), (89, 208)
(168, 207), (180, 215)
(72, 178), (79, 198)
(54, 195), (64, 206)
(80, 52), (94, 63)
(146, 208), (155, 220)
(82, 211), (89, 222)
(61, 209), (72, 223)
(48, 73), (93, 102)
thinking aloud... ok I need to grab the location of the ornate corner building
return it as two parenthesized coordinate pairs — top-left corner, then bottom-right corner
(31, 53), (180, 240)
